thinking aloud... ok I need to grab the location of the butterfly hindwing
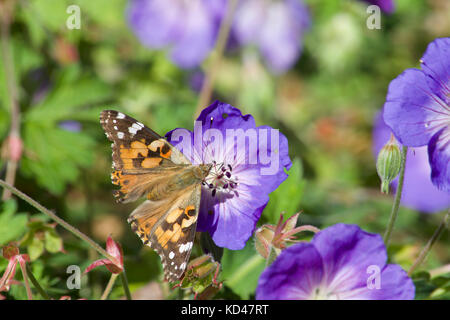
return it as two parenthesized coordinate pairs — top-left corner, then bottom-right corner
(128, 184), (201, 282)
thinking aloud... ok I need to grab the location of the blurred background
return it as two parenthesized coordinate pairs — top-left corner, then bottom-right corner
(0, 0), (449, 300)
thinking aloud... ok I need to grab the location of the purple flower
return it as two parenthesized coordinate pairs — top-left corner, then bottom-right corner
(166, 101), (292, 250)
(127, 0), (218, 68)
(59, 120), (81, 132)
(256, 224), (415, 300)
(362, 0), (395, 13)
(127, 0), (310, 73)
(233, 0), (311, 73)
(383, 38), (450, 192)
(373, 112), (450, 213)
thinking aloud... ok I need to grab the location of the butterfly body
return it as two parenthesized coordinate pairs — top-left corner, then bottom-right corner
(100, 110), (210, 282)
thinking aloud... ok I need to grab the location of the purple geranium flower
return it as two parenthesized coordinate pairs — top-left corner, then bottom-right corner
(127, 0), (310, 73)
(373, 112), (450, 213)
(127, 0), (218, 68)
(384, 38), (450, 192)
(166, 101), (292, 250)
(256, 224), (415, 300)
(362, 0), (395, 13)
(233, 0), (311, 73)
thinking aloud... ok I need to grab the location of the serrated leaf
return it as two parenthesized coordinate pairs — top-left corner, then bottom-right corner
(0, 200), (28, 246)
(21, 124), (95, 194)
(26, 76), (112, 123)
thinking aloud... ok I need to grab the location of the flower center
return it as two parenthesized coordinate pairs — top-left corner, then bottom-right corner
(203, 161), (238, 197)
(310, 286), (339, 300)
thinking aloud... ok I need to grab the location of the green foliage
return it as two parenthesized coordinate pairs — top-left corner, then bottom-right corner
(0, 200), (28, 246)
(20, 219), (63, 260)
(264, 159), (305, 223)
(412, 272), (450, 300)
(221, 241), (266, 299)
(0, 0), (448, 301)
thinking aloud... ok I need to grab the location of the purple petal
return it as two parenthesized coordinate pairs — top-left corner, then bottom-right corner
(428, 128), (450, 192)
(356, 264), (415, 300)
(311, 224), (387, 294)
(419, 38), (450, 102)
(233, 0), (266, 45)
(169, 1), (216, 68)
(127, 0), (180, 49)
(257, 1), (307, 74)
(197, 100), (256, 132)
(383, 68), (449, 147)
(256, 243), (324, 300)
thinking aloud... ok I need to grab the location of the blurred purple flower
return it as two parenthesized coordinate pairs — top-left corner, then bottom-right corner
(59, 120), (81, 132)
(373, 112), (450, 213)
(166, 101), (292, 250)
(233, 0), (310, 73)
(362, 0), (395, 13)
(127, 0), (310, 73)
(256, 224), (415, 300)
(127, 0), (218, 68)
(383, 38), (450, 192)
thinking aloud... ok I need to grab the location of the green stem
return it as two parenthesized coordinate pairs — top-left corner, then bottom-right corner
(100, 273), (118, 300)
(383, 146), (408, 247)
(120, 269), (132, 300)
(408, 212), (449, 276)
(25, 263), (50, 300)
(195, 0), (239, 116)
(0, 179), (118, 264)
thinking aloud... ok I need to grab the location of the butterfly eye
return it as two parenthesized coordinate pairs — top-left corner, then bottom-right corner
(210, 117), (214, 126)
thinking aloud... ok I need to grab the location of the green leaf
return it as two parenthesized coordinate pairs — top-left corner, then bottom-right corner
(26, 73), (112, 123)
(28, 236), (45, 261)
(412, 271), (436, 300)
(45, 229), (63, 253)
(264, 158), (305, 223)
(21, 124), (95, 194)
(0, 200), (28, 246)
(221, 241), (265, 299)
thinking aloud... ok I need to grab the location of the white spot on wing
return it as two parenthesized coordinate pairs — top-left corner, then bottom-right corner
(117, 112), (125, 119)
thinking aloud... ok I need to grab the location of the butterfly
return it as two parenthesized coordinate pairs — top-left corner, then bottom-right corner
(100, 110), (212, 282)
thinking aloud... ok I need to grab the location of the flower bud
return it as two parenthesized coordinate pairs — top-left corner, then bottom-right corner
(254, 226), (275, 259)
(376, 135), (402, 194)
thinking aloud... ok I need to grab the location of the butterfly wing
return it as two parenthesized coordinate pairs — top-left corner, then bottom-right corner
(100, 110), (191, 203)
(100, 110), (201, 282)
(128, 184), (201, 282)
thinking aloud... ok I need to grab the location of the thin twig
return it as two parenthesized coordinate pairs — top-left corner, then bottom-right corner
(0, 5), (20, 200)
(195, 0), (239, 116)
(408, 212), (449, 276)
(100, 273), (118, 300)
